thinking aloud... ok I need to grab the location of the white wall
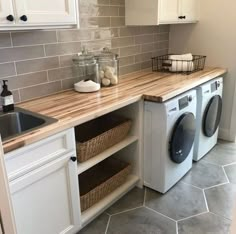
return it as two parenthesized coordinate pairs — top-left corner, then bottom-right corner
(169, 0), (236, 141)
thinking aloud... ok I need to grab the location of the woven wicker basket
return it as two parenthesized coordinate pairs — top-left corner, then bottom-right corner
(79, 158), (131, 212)
(75, 116), (131, 162)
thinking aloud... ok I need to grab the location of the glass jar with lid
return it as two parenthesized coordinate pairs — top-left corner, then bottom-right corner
(72, 49), (100, 84)
(96, 47), (119, 87)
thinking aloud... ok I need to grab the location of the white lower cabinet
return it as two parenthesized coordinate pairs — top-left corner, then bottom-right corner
(10, 153), (81, 234)
(5, 129), (81, 234)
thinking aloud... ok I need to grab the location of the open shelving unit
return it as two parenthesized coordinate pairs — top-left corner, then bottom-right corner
(76, 101), (144, 231)
(77, 135), (138, 175)
(81, 175), (139, 226)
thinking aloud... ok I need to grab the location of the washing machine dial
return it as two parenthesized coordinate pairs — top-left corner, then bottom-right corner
(188, 95), (193, 102)
(217, 81), (221, 88)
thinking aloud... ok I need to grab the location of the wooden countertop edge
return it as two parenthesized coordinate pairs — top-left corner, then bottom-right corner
(2, 67), (227, 154)
(3, 96), (141, 153)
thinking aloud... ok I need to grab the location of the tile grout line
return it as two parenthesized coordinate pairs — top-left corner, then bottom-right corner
(104, 215), (111, 234)
(222, 161), (236, 167)
(177, 211), (209, 222)
(109, 206), (143, 217)
(208, 211), (233, 221)
(202, 189), (209, 212)
(176, 221), (179, 234)
(144, 206), (177, 223)
(222, 166), (230, 183)
(204, 181), (230, 190)
(180, 181), (203, 191)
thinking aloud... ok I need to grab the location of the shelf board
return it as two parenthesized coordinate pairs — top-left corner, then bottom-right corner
(81, 175), (139, 226)
(77, 135), (138, 175)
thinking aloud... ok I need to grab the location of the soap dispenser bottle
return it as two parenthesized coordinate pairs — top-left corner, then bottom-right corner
(1, 80), (14, 112)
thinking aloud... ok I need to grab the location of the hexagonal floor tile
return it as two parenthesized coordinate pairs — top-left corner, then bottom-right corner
(203, 141), (236, 166)
(145, 182), (207, 221)
(78, 213), (109, 234)
(182, 160), (228, 189)
(224, 164), (236, 184)
(178, 212), (231, 234)
(205, 183), (236, 220)
(107, 207), (176, 234)
(106, 187), (144, 215)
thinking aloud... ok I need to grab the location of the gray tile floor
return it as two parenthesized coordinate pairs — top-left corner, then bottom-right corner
(78, 141), (236, 234)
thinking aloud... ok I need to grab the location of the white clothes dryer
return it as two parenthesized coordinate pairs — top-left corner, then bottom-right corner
(144, 90), (197, 193)
(193, 77), (223, 161)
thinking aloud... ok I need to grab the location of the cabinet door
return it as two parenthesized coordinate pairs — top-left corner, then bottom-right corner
(181, 0), (198, 22)
(10, 154), (81, 234)
(159, 0), (180, 23)
(0, 0), (15, 25)
(14, 0), (77, 25)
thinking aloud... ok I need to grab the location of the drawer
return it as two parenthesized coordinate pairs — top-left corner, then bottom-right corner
(5, 128), (76, 181)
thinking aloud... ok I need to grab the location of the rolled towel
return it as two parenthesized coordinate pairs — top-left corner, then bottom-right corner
(169, 61), (194, 72)
(169, 53), (193, 61)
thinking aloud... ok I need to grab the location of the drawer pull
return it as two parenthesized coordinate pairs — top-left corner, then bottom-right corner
(70, 156), (77, 162)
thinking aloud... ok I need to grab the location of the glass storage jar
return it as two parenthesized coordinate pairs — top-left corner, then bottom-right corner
(96, 47), (119, 87)
(72, 49), (100, 84)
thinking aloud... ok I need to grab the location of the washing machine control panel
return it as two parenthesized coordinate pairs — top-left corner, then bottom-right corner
(178, 96), (189, 110)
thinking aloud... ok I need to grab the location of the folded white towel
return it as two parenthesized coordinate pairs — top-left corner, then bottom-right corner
(169, 61), (194, 72)
(169, 53), (193, 61)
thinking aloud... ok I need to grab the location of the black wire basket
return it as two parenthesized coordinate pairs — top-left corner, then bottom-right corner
(152, 54), (206, 75)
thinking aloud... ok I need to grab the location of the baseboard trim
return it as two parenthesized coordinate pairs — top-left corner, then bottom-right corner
(218, 128), (235, 142)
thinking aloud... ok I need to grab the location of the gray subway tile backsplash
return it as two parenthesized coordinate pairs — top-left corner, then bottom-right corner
(0, 45), (45, 63)
(19, 81), (62, 101)
(0, 63), (16, 78)
(0, 33), (11, 48)
(0, 0), (169, 103)
(7, 72), (48, 90)
(45, 42), (82, 56)
(11, 31), (57, 46)
(16, 57), (60, 74)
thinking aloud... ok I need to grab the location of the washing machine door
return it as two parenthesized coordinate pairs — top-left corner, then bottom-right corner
(203, 95), (222, 137)
(170, 113), (196, 164)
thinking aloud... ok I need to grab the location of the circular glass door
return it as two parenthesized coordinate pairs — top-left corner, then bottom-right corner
(203, 95), (222, 137)
(170, 113), (196, 164)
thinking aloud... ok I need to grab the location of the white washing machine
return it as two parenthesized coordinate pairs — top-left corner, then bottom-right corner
(193, 77), (223, 161)
(144, 90), (197, 193)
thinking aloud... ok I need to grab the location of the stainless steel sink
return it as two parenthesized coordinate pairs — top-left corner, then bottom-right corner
(0, 107), (57, 141)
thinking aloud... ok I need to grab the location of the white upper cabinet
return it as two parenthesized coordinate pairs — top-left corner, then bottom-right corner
(159, 0), (180, 23)
(180, 0), (198, 22)
(125, 0), (198, 25)
(0, 0), (79, 30)
(0, 0), (14, 25)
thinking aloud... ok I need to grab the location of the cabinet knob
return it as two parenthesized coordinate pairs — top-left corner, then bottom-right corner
(70, 156), (77, 162)
(6, 15), (14, 22)
(20, 15), (28, 22)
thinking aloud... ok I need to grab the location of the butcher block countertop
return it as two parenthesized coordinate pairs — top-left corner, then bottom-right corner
(3, 67), (226, 153)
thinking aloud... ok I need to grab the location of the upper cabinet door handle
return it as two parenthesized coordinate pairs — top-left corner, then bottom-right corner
(178, 16), (186, 19)
(20, 15), (28, 22)
(6, 15), (14, 22)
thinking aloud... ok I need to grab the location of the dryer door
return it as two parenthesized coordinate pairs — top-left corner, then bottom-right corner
(203, 95), (222, 137)
(170, 113), (196, 164)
